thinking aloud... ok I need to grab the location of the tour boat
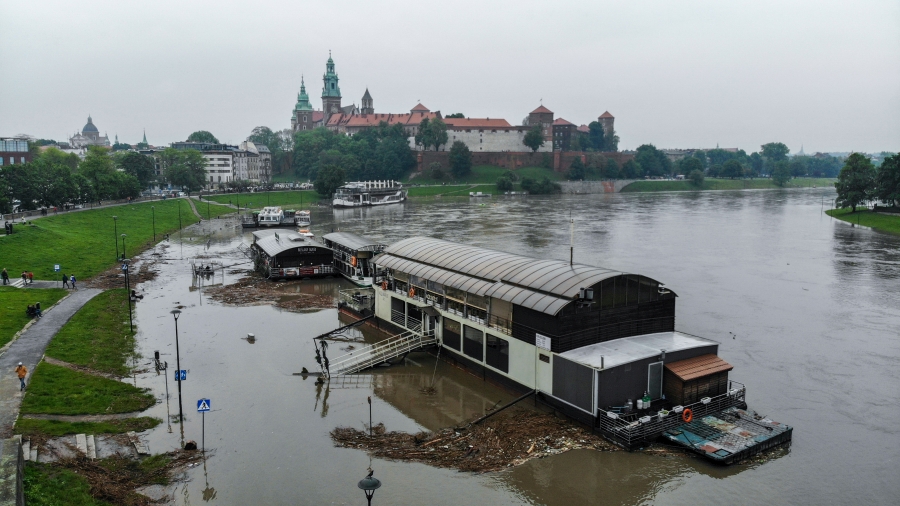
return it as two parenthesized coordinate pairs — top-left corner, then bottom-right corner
(296, 210), (311, 227)
(257, 206), (285, 227)
(332, 181), (407, 208)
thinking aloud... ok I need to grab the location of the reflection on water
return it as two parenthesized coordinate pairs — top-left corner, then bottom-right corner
(126, 188), (899, 505)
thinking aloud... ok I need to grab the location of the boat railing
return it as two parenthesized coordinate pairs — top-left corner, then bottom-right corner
(339, 288), (375, 313)
(594, 380), (746, 449)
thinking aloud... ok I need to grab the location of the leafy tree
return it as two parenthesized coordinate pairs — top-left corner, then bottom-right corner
(874, 154), (900, 207)
(187, 130), (219, 143)
(721, 159), (743, 179)
(162, 148), (207, 192)
(449, 141), (473, 178)
(620, 159), (641, 179)
(540, 152), (553, 169)
(425, 118), (449, 151)
(112, 142), (132, 151)
(72, 173), (95, 204)
(523, 125), (544, 153)
(445, 113), (465, 119)
(496, 172), (514, 192)
(761, 142), (790, 162)
(689, 169), (705, 187)
(78, 146), (119, 200)
(678, 156), (704, 176)
(414, 117), (430, 151)
(314, 164), (345, 196)
(587, 122), (605, 151)
(789, 158), (807, 177)
(772, 161), (792, 187)
(749, 152), (763, 175)
(634, 144), (672, 177)
(36, 146), (79, 171)
(834, 153), (876, 212)
(569, 132), (590, 152)
(603, 128), (619, 152)
(693, 150), (708, 169)
(520, 176), (561, 195)
(604, 158), (619, 179)
(428, 162), (446, 180)
(567, 157), (586, 180)
(116, 151), (156, 188)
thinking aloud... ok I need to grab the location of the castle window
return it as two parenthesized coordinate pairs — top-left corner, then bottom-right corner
(303, 115), (307, 122)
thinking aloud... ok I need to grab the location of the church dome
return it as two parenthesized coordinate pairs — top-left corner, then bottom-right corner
(82, 116), (99, 133)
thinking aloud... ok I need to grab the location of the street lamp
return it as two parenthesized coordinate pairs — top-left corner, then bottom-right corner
(121, 233), (127, 260)
(170, 309), (184, 425)
(113, 216), (119, 260)
(122, 258), (133, 332)
(151, 206), (156, 242)
(358, 471), (381, 506)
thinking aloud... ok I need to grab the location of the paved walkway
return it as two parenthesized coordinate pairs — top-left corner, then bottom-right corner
(0, 289), (101, 438)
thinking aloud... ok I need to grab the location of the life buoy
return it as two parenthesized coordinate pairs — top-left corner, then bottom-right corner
(682, 408), (693, 423)
(351, 256), (357, 267)
(381, 281), (388, 290)
(408, 288), (415, 298)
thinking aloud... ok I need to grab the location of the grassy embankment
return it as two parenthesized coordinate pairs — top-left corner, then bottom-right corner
(0, 287), (68, 348)
(620, 177), (836, 193)
(826, 207), (900, 235)
(16, 289), (158, 436)
(0, 198), (232, 281)
(24, 465), (110, 506)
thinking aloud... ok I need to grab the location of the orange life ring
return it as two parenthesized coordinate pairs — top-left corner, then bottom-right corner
(682, 408), (693, 423)
(381, 281), (388, 290)
(408, 288), (415, 298)
(351, 256), (357, 267)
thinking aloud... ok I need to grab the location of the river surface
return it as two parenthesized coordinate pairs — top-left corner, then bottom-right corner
(127, 189), (899, 505)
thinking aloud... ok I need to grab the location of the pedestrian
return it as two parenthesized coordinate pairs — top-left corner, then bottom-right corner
(1, 268), (8, 285)
(21, 272), (27, 284)
(70, 274), (77, 290)
(62, 273), (69, 288)
(27, 272), (33, 284)
(15, 362), (27, 391)
(34, 302), (42, 318)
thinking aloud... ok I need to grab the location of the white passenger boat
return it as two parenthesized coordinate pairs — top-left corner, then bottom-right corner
(332, 181), (407, 208)
(296, 210), (311, 227)
(257, 206), (285, 227)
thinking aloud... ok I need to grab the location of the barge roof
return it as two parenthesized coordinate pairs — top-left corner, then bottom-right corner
(559, 331), (718, 370)
(253, 232), (327, 257)
(377, 237), (662, 315)
(323, 232), (385, 252)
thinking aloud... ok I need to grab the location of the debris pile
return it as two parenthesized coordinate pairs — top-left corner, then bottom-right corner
(87, 255), (161, 289)
(331, 409), (619, 472)
(205, 274), (335, 312)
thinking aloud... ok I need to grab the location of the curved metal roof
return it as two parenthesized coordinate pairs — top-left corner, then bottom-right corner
(376, 237), (646, 315)
(253, 233), (330, 257)
(323, 232), (385, 252)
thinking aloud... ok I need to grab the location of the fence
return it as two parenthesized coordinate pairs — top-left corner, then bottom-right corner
(595, 381), (746, 449)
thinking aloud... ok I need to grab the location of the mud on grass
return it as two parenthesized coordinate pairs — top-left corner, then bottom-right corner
(331, 409), (620, 473)
(205, 272), (336, 312)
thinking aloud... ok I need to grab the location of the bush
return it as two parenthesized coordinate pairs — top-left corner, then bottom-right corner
(689, 169), (705, 187)
(521, 176), (561, 195)
(428, 162), (446, 180)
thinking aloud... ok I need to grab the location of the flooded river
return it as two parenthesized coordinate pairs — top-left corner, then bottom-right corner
(129, 189), (899, 505)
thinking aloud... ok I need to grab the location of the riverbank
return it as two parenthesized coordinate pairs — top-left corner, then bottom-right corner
(826, 208), (900, 235)
(621, 177), (835, 192)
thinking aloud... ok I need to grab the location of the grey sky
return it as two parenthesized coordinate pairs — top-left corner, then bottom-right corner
(2, 0), (898, 153)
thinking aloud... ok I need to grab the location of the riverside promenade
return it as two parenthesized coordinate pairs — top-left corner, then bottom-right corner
(0, 289), (101, 438)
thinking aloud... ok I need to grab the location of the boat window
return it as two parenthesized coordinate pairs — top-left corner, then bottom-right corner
(626, 276), (640, 306)
(445, 286), (466, 303)
(485, 334), (509, 373)
(639, 277), (657, 304)
(426, 280), (443, 293)
(463, 325), (483, 362)
(447, 298), (465, 317)
(393, 270), (409, 282)
(466, 293), (487, 310)
(443, 318), (461, 351)
(410, 275), (426, 290)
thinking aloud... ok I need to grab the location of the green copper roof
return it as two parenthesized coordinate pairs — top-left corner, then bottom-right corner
(295, 77), (314, 111)
(322, 54), (341, 98)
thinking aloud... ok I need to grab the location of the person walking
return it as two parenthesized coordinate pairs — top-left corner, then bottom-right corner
(1, 268), (8, 285)
(15, 362), (27, 391)
(62, 272), (69, 288)
(26, 272), (33, 284)
(21, 271), (27, 284)
(70, 274), (77, 290)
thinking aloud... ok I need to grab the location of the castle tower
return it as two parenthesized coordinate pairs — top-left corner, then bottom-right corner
(361, 88), (373, 115)
(598, 111), (615, 137)
(292, 76), (315, 131)
(321, 52), (342, 124)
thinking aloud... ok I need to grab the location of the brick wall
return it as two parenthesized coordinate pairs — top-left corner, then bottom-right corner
(417, 150), (634, 173)
(553, 151), (634, 172)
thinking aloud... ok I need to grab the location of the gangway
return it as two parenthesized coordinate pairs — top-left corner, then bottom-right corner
(325, 329), (437, 376)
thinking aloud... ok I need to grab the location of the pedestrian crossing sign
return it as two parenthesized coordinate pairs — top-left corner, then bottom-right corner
(197, 398), (211, 412)
(54, 265), (60, 272)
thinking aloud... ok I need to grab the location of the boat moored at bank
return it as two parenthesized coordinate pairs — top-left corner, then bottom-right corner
(323, 232), (386, 286)
(332, 181), (407, 208)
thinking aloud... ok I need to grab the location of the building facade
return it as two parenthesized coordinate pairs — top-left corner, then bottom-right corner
(291, 77), (324, 131)
(0, 138), (30, 166)
(69, 116), (111, 148)
(322, 53), (342, 124)
(170, 142), (236, 189)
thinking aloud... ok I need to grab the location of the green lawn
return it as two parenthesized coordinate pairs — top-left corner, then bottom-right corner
(20, 362), (155, 415)
(193, 197), (238, 219)
(621, 177), (836, 192)
(0, 287), (68, 348)
(25, 464), (112, 506)
(826, 208), (900, 235)
(45, 289), (135, 376)
(15, 417), (161, 437)
(0, 198), (229, 281)
(202, 189), (322, 210)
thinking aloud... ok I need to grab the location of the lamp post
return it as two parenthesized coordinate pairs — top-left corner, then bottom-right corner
(358, 471), (381, 506)
(113, 216), (119, 260)
(121, 233), (127, 260)
(123, 258), (133, 332)
(171, 309), (184, 425)
(151, 206), (156, 242)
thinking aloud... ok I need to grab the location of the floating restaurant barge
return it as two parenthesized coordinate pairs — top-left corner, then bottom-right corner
(332, 181), (407, 207)
(249, 230), (334, 279)
(357, 237), (790, 462)
(323, 232), (386, 287)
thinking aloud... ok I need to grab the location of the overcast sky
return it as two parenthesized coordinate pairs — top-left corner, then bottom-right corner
(2, 0), (898, 153)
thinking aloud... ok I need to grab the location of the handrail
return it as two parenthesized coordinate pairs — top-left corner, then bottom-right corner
(329, 328), (435, 375)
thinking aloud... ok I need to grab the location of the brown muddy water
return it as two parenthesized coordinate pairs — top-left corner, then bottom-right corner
(127, 189), (899, 505)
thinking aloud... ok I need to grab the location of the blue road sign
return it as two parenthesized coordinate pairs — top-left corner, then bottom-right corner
(197, 399), (211, 412)
(175, 370), (186, 381)
(122, 264), (128, 271)
(54, 264), (60, 272)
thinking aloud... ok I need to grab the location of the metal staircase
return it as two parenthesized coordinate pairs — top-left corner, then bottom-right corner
(326, 329), (437, 376)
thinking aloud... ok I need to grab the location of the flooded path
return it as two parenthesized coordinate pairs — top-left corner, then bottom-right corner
(126, 189), (899, 505)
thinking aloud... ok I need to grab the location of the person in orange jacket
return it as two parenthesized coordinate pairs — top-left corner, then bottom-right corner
(15, 362), (27, 391)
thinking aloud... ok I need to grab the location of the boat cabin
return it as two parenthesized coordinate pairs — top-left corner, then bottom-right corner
(249, 230), (334, 279)
(257, 206), (285, 227)
(323, 232), (386, 287)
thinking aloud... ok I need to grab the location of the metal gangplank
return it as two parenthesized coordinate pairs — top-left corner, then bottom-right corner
(326, 329), (437, 376)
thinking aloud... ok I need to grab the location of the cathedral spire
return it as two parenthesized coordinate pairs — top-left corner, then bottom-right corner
(142, 129), (147, 144)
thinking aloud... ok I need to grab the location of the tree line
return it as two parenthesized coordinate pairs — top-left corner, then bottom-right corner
(835, 153), (899, 211)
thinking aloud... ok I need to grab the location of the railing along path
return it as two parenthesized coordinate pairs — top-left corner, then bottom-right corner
(326, 328), (436, 376)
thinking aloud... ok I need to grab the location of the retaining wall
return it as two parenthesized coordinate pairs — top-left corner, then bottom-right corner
(558, 180), (637, 194)
(0, 437), (24, 506)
